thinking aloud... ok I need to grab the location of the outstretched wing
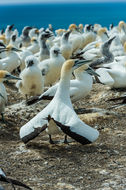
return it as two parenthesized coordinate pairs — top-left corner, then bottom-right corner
(50, 116), (99, 145)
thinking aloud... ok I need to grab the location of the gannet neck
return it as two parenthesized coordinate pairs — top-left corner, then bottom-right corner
(55, 67), (72, 103)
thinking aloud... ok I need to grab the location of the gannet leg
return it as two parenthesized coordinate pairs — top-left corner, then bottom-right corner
(49, 134), (55, 144)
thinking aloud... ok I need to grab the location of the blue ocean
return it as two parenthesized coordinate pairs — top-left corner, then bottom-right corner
(0, 2), (126, 33)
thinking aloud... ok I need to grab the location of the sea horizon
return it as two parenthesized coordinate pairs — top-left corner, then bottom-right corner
(0, 2), (126, 33)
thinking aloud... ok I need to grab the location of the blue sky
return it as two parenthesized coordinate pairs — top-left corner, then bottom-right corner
(0, 0), (126, 4)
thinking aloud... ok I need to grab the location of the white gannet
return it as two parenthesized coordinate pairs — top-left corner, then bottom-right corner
(38, 32), (52, 61)
(16, 55), (44, 99)
(118, 21), (126, 45)
(26, 63), (98, 106)
(27, 37), (39, 54)
(60, 30), (72, 59)
(20, 59), (99, 144)
(5, 24), (14, 45)
(38, 46), (65, 86)
(29, 28), (39, 39)
(0, 45), (21, 73)
(96, 56), (126, 88)
(69, 24), (83, 53)
(0, 70), (21, 121)
(21, 26), (33, 47)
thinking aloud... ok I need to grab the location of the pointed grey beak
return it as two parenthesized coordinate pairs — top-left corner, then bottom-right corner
(107, 36), (116, 45)
(73, 59), (91, 70)
(5, 74), (21, 80)
(104, 32), (109, 38)
(86, 66), (100, 77)
(11, 47), (22, 52)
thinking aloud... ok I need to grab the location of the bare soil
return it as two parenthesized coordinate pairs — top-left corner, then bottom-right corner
(0, 81), (126, 190)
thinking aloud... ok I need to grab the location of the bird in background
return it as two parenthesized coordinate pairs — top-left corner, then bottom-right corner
(16, 55), (44, 99)
(0, 70), (21, 122)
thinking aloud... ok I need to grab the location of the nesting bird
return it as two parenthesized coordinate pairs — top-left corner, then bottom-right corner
(16, 55), (44, 99)
(0, 70), (21, 121)
(20, 59), (99, 144)
(38, 45), (65, 86)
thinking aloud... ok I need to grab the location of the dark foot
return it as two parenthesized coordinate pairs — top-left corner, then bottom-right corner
(49, 135), (55, 144)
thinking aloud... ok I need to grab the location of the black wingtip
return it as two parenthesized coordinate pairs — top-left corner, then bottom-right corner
(26, 96), (39, 106)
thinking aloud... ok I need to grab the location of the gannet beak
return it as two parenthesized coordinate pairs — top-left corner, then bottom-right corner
(86, 66), (100, 77)
(0, 47), (7, 53)
(5, 74), (21, 80)
(27, 60), (34, 68)
(73, 59), (91, 70)
(54, 49), (61, 55)
(9, 24), (14, 30)
(11, 47), (22, 52)
(104, 31), (109, 38)
(107, 36), (116, 45)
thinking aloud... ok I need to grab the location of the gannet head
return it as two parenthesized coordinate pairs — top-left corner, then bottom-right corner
(25, 55), (38, 68)
(31, 37), (38, 43)
(0, 34), (6, 44)
(62, 30), (71, 40)
(39, 31), (53, 41)
(55, 29), (66, 36)
(74, 64), (99, 77)
(118, 21), (126, 31)
(8, 24), (14, 31)
(6, 44), (22, 52)
(11, 34), (16, 42)
(79, 24), (83, 30)
(50, 46), (61, 57)
(0, 70), (21, 82)
(98, 27), (109, 38)
(61, 59), (91, 73)
(69, 24), (77, 31)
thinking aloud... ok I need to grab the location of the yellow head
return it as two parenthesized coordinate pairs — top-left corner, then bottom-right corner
(97, 28), (107, 36)
(0, 34), (6, 44)
(79, 24), (83, 30)
(55, 29), (66, 36)
(69, 24), (77, 31)
(6, 44), (13, 51)
(0, 70), (9, 82)
(31, 37), (37, 42)
(35, 29), (39, 34)
(74, 64), (89, 73)
(119, 21), (126, 31)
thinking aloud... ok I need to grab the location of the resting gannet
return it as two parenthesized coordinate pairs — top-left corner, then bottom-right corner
(60, 30), (72, 59)
(38, 46), (65, 86)
(0, 45), (21, 73)
(26, 64), (98, 106)
(38, 32), (52, 61)
(16, 55), (44, 99)
(0, 70), (21, 121)
(20, 59), (99, 144)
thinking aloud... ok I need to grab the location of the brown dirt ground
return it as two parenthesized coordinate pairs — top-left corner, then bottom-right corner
(0, 81), (126, 190)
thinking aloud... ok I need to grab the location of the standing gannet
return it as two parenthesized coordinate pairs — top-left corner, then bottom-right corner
(21, 26), (33, 47)
(38, 32), (52, 61)
(5, 24), (14, 44)
(16, 55), (44, 99)
(0, 45), (21, 73)
(89, 36), (115, 68)
(69, 24), (83, 53)
(118, 21), (126, 45)
(20, 59), (99, 144)
(0, 70), (21, 121)
(60, 30), (72, 59)
(26, 64), (99, 106)
(38, 46), (65, 86)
